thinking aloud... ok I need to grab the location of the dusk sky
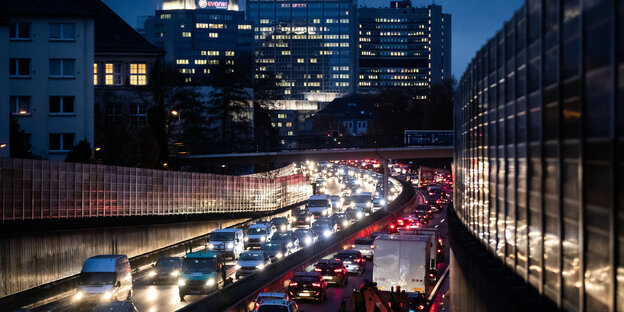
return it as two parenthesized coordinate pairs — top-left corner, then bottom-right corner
(102, 0), (525, 79)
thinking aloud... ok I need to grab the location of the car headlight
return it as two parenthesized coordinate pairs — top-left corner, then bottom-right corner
(244, 237), (249, 242)
(287, 242), (293, 248)
(380, 199), (386, 206)
(323, 230), (332, 238)
(256, 263), (265, 270)
(261, 236), (266, 242)
(73, 291), (83, 301)
(207, 278), (215, 286)
(280, 225), (286, 231)
(178, 279), (186, 286)
(342, 220), (349, 227)
(235, 264), (241, 270)
(367, 202), (372, 207)
(350, 203), (355, 207)
(170, 270), (180, 277)
(227, 242), (234, 249)
(356, 212), (363, 219)
(322, 210), (327, 216)
(305, 237), (312, 245)
(209, 243), (214, 249)
(276, 252), (283, 259)
(103, 291), (113, 300)
(148, 270), (157, 277)
(306, 216), (311, 221)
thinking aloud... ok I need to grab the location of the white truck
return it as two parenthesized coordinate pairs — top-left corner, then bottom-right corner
(372, 234), (431, 296)
(398, 228), (441, 273)
(307, 194), (332, 218)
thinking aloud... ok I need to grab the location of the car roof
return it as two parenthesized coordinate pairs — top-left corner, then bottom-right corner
(257, 292), (288, 299)
(336, 249), (361, 255)
(212, 228), (241, 233)
(242, 250), (264, 255)
(185, 251), (219, 258)
(250, 223), (269, 228)
(259, 299), (291, 306)
(317, 259), (342, 264)
(294, 271), (322, 277)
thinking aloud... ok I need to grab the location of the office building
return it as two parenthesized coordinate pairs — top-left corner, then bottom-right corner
(246, 0), (357, 100)
(141, 0), (254, 84)
(2, 0), (95, 160)
(357, 2), (450, 94)
(453, 0), (623, 311)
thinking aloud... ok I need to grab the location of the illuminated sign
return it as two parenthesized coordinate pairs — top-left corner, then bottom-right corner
(197, 0), (228, 9)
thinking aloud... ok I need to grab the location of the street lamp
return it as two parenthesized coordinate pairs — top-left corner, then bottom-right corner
(171, 110), (179, 116)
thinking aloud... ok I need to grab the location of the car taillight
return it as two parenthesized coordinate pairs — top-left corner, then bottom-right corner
(314, 268), (322, 272)
(351, 244), (355, 248)
(289, 282), (298, 287)
(354, 258), (362, 263)
(370, 244), (375, 249)
(312, 282), (322, 288)
(397, 219), (404, 225)
(428, 210), (432, 213)
(419, 304), (425, 310)
(390, 224), (396, 230)
(333, 269), (343, 273)
(416, 222), (420, 227)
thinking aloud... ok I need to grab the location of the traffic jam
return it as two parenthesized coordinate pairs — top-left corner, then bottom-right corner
(35, 161), (451, 312)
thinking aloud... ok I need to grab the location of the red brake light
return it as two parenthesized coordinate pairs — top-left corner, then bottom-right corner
(289, 282), (298, 287)
(351, 244), (355, 248)
(314, 268), (322, 272)
(437, 248), (441, 253)
(390, 224), (396, 229)
(312, 282), (322, 287)
(354, 258), (361, 263)
(418, 304), (425, 310)
(397, 219), (404, 226)
(333, 268), (343, 273)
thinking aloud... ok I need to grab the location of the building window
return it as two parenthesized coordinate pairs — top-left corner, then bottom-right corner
(278, 113), (287, 119)
(285, 122), (293, 127)
(9, 58), (30, 77)
(129, 64), (147, 85)
(10, 22), (30, 39)
(132, 103), (147, 126)
(209, 33), (218, 38)
(49, 23), (75, 40)
(49, 96), (74, 114)
(160, 14), (171, 19)
(49, 59), (75, 77)
(10, 96), (31, 115)
(176, 59), (190, 64)
(287, 131), (294, 136)
(182, 32), (192, 37)
(225, 51), (235, 56)
(238, 24), (252, 30)
(105, 63), (122, 85)
(93, 63), (98, 85)
(49, 133), (74, 152)
(106, 102), (122, 125)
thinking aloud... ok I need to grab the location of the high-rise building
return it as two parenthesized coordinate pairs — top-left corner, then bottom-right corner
(453, 0), (623, 311)
(141, 0), (254, 83)
(357, 2), (450, 94)
(246, 0), (357, 100)
(2, 0), (95, 160)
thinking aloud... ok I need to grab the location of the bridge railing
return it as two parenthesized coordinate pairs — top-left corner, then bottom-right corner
(0, 158), (312, 221)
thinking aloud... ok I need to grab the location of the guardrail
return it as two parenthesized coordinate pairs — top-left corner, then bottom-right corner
(178, 178), (418, 312)
(0, 159), (311, 221)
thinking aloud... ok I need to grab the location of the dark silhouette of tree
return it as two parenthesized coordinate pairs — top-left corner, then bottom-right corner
(418, 78), (455, 130)
(9, 116), (33, 158)
(65, 140), (91, 163)
(253, 102), (280, 151)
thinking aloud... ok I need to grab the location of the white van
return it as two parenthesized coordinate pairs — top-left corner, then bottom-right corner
(307, 194), (332, 218)
(73, 255), (133, 305)
(208, 228), (245, 259)
(245, 223), (273, 248)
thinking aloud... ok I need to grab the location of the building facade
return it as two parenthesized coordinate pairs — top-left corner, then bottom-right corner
(2, 1), (95, 160)
(141, 3), (254, 84)
(357, 2), (450, 94)
(453, 0), (623, 311)
(246, 0), (357, 100)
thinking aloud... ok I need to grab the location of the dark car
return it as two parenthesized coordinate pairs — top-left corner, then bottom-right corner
(261, 242), (289, 261)
(288, 272), (327, 302)
(269, 231), (298, 252)
(92, 301), (138, 312)
(370, 231), (387, 239)
(147, 257), (181, 284)
(311, 222), (334, 239)
(271, 217), (291, 232)
(312, 259), (348, 286)
(314, 217), (336, 231)
(345, 207), (364, 222)
(330, 213), (350, 230)
(293, 209), (313, 227)
(294, 228), (317, 247)
(333, 250), (366, 274)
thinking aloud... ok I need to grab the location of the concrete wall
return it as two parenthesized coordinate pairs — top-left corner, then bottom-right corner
(0, 218), (245, 298)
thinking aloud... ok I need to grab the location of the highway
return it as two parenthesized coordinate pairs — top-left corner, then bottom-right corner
(28, 163), (386, 312)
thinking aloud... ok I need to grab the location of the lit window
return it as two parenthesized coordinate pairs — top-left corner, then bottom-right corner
(297, 58), (304, 63)
(105, 63), (122, 85)
(93, 63), (98, 85)
(10, 96), (31, 115)
(201, 51), (219, 56)
(176, 59), (189, 64)
(284, 90), (291, 95)
(196, 23), (208, 28)
(49, 59), (75, 77)
(195, 60), (207, 65)
(209, 33), (218, 38)
(9, 58), (30, 77)
(49, 96), (74, 114)
(282, 51), (291, 55)
(129, 63), (147, 85)
(182, 32), (191, 37)
(225, 51), (235, 56)
(285, 122), (292, 127)
(160, 14), (171, 19)
(209, 24), (224, 29)
(10, 22), (30, 39)
(278, 114), (287, 119)
(49, 133), (74, 152)
(260, 19), (270, 24)
(277, 122), (282, 127)
(287, 131), (294, 136)
(49, 23), (75, 40)
(310, 58), (317, 63)
(238, 24), (252, 30)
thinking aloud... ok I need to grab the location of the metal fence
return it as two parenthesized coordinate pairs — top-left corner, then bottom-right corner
(0, 158), (312, 221)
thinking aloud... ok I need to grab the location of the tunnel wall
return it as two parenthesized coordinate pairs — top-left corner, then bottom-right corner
(0, 218), (245, 299)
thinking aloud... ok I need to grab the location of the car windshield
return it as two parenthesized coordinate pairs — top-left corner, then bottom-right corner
(156, 259), (179, 268)
(335, 253), (358, 260)
(181, 258), (216, 273)
(248, 228), (267, 235)
(240, 253), (264, 261)
(79, 272), (116, 286)
(272, 233), (291, 240)
(211, 232), (235, 241)
(354, 238), (373, 245)
(316, 263), (341, 270)
(312, 223), (329, 230)
(308, 200), (327, 207)
(294, 210), (308, 216)
(257, 305), (289, 312)
(352, 195), (370, 203)
(262, 243), (282, 250)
